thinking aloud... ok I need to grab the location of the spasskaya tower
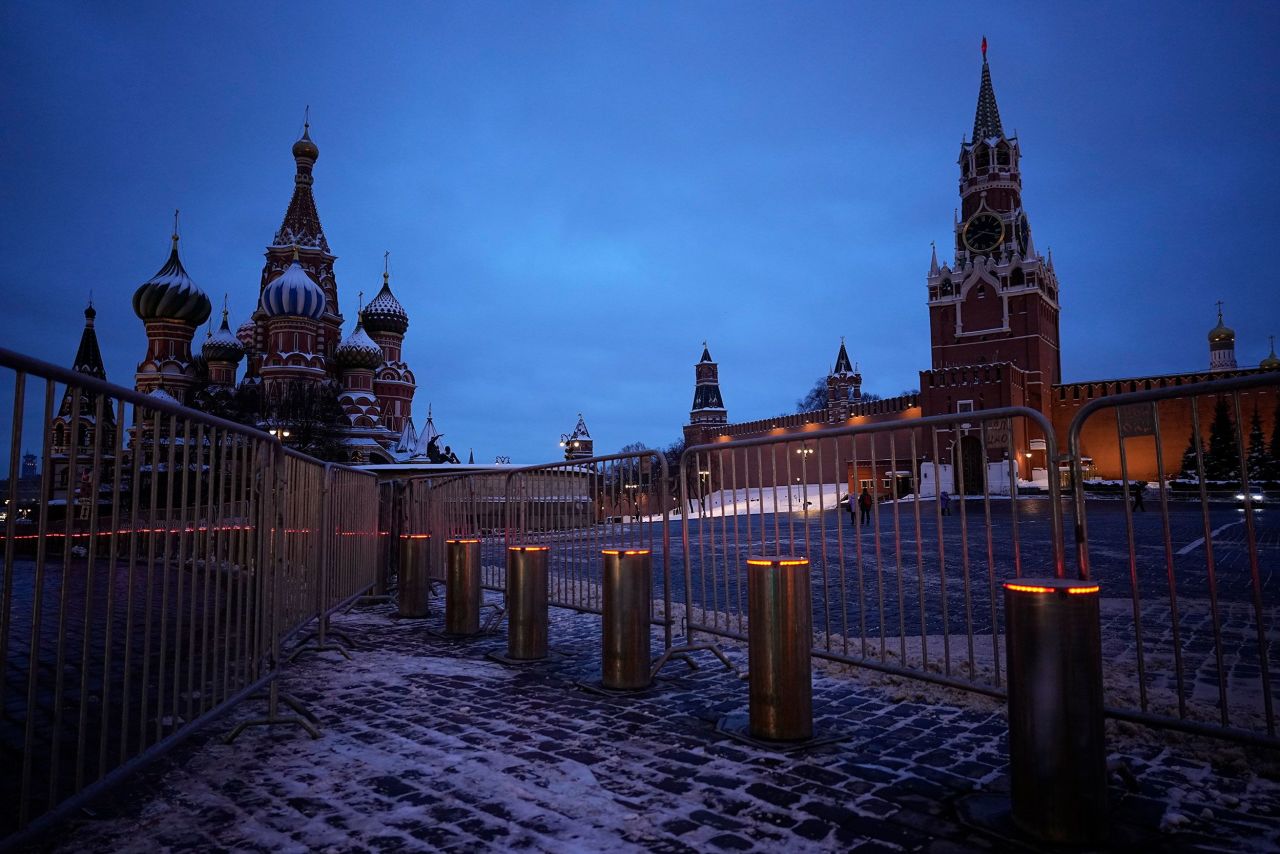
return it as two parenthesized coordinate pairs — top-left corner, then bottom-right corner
(921, 39), (1062, 424)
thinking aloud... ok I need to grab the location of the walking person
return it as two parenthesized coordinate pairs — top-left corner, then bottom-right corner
(845, 494), (856, 527)
(858, 487), (873, 525)
(940, 490), (951, 516)
(1132, 481), (1146, 512)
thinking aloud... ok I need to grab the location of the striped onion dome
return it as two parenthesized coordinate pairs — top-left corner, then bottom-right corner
(236, 318), (257, 350)
(334, 318), (384, 371)
(202, 308), (245, 363)
(361, 271), (409, 336)
(261, 256), (326, 320)
(133, 235), (212, 324)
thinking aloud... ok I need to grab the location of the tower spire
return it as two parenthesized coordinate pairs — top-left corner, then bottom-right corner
(929, 240), (940, 276)
(972, 38), (1004, 141)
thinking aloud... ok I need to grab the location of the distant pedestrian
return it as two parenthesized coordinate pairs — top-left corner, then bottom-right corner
(1132, 481), (1146, 513)
(845, 495), (856, 527)
(858, 487), (873, 525)
(940, 491), (951, 516)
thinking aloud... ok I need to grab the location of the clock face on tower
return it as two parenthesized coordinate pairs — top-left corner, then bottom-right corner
(963, 212), (1004, 254)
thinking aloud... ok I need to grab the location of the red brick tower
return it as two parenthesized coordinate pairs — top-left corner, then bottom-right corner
(825, 338), (862, 422)
(683, 343), (728, 445)
(919, 41), (1061, 486)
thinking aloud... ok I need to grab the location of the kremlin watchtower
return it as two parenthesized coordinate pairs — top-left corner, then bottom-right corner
(683, 343), (728, 446)
(825, 339), (862, 422)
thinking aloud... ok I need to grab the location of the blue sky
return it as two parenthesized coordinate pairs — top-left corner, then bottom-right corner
(2, 1), (1277, 467)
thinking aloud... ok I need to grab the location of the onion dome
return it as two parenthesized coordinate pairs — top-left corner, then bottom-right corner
(203, 307), (245, 363)
(1262, 337), (1280, 371)
(1208, 304), (1235, 345)
(133, 227), (212, 325)
(334, 318), (383, 371)
(292, 123), (319, 163)
(261, 250), (326, 320)
(236, 318), (257, 349)
(361, 269), (409, 336)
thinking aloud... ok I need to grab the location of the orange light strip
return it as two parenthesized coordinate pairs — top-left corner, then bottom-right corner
(508, 545), (550, 551)
(746, 558), (809, 566)
(1005, 583), (1054, 594)
(447, 538), (481, 544)
(601, 548), (651, 556)
(1067, 585), (1100, 595)
(401, 534), (431, 540)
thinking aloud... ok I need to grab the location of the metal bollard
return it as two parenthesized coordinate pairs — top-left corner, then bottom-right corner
(746, 556), (812, 741)
(1004, 579), (1107, 845)
(397, 534), (431, 618)
(506, 546), (549, 660)
(445, 538), (482, 635)
(601, 549), (653, 690)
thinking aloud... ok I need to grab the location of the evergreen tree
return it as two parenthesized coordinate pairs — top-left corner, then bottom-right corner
(1178, 428), (1206, 481)
(1245, 406), (1270, 483)
(1203, 397), (1240, 482)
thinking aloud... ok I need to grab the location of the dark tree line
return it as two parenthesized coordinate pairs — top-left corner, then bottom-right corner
(1179, 397), (1279, 483)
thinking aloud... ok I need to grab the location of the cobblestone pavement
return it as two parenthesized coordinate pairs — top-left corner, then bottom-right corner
(32, 593), (1280, 853)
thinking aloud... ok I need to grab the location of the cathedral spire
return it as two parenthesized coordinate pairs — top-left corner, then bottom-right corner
(929, 241), (940, 276)
(972, 38), (1005, 141)
(274, 114), (330, 252)
(72, 301), (107, 380)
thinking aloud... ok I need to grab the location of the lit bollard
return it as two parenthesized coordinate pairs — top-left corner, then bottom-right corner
(601, 549), (653, 690)
(1004, 579), (1107, 845)
(445, 538), (482, 636)
(506, 546), (549, 660)
(397, 534), (431, 618)
(747, 556), (812, 741)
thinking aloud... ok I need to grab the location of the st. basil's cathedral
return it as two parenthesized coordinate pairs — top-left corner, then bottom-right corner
(112, 121), (440, 464)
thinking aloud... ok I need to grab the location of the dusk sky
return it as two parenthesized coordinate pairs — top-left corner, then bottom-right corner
(2, 2), (1277, 466)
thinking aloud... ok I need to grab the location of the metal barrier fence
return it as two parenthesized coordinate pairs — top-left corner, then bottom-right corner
(399, 452), (674, 646)
(679, 407), (1065, 697)
(503, 452), (673, 647)
(0, 347), (380, 839)
(1068, 371), (1279, 747)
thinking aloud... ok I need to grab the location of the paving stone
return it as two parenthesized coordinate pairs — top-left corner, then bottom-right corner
(32, 600), (1280, 854)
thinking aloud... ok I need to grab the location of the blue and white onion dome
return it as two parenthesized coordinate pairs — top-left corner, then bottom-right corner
(361, 270), (409, 336)
(334, 318), (384, 371)
(132, 231), (212, 325)
(261, 251), (327, 320)
(202, 307), (245, 363)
